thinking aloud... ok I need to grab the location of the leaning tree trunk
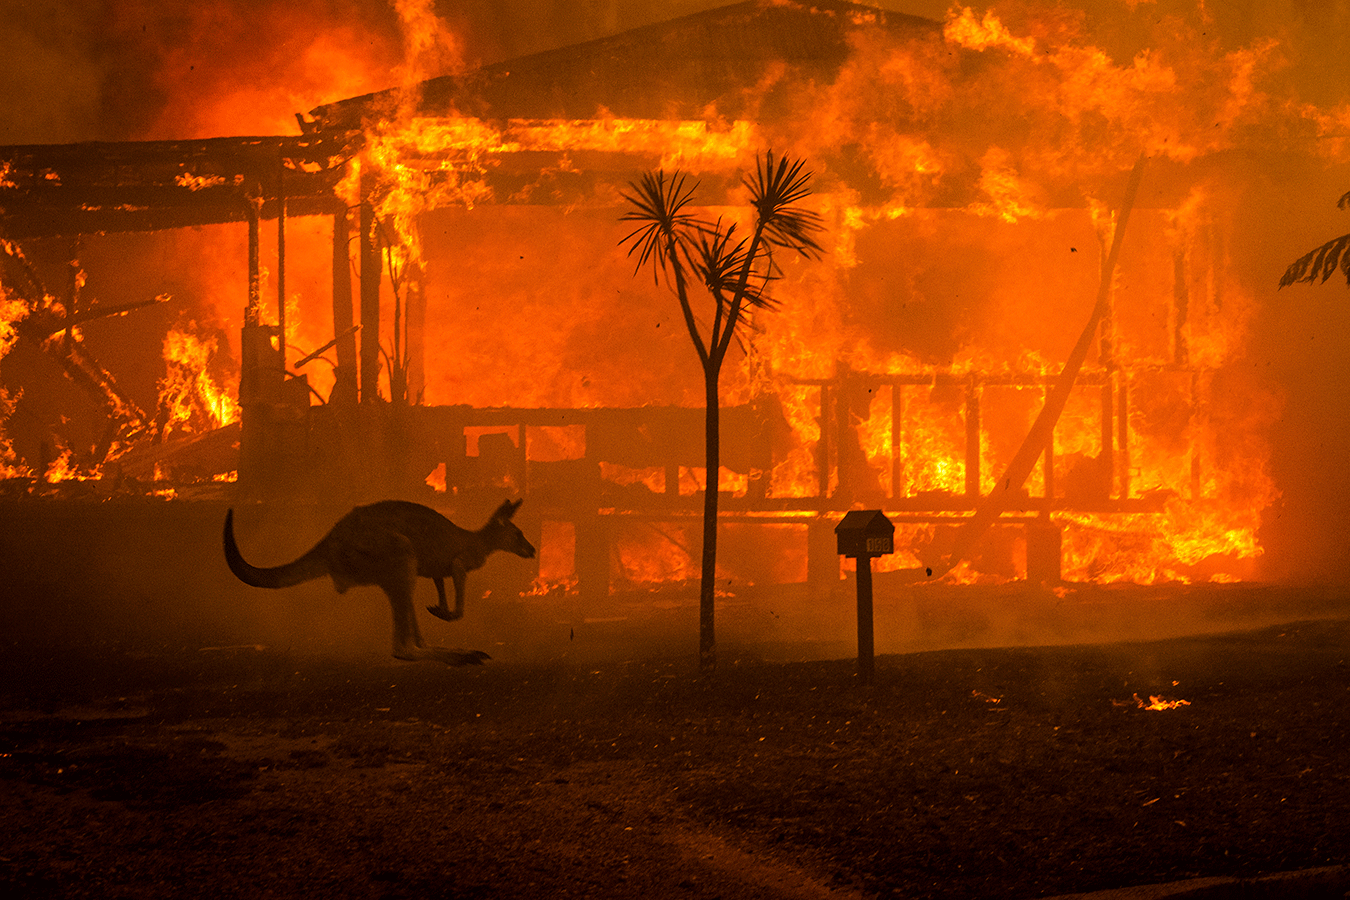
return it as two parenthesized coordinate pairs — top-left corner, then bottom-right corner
(699, 363), (720, 673)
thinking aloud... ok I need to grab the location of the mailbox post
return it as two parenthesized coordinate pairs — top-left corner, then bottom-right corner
(834, 510), (895, 683)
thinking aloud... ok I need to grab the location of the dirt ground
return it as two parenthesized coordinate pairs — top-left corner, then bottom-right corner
(3, 610), (1350, 900)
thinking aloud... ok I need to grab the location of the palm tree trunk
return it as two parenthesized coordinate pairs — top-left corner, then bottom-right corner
(699, 364), (720, 672)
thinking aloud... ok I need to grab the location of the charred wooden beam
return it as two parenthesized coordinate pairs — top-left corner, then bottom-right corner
(0, 134), (356, 239)
(0, 240), (150, 462)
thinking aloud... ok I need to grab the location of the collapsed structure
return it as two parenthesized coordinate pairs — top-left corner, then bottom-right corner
(2, 0), (1336, 599)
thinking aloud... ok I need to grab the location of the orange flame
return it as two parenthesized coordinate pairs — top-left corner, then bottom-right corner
(10, 0), (1337, 591)
(158, 325), (241, 437)
(44, 449), (98, 483)
(1136, 693), (1191, 711)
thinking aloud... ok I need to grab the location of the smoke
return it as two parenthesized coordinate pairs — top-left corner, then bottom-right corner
(3, 1), (1346, 146)
(1245, 176), (1350, 586)
(0, 0), (765, 145)
(0, 0), (406, 144)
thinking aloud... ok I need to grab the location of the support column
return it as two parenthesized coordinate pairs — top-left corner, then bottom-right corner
(276, 159), (286, 363)
(890, 383), (903, 500)
(330, 205), (358, 406)
(816, 384), (831, 500)
(239, 188), (279, 489)
(246, 191), (262, 327)
(358, 170), (381, 404)
(964, 378), (981, 499)
(1117, 376), (1130, 499)
(406, 270), (426, 404)
(1101, 378), (1114, 497)
(1042, 406), (1055, 504)
(1100, 283), (1116, 499)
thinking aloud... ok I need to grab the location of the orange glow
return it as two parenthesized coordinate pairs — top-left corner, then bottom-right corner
(158, 324), (241, 438)
(944, 7), (1037, 57)
(602, 463), (665, 495)
(1137, 693), (1191, 711)
(9, 0), (1344, 591)
(425, 462), (447, 493)
(612, 520), (698, 589)
(532, 520), (579, 596)
(0, 436), (27, 480)
(45, 449), (98, 483)
(131, 2), (404, 140)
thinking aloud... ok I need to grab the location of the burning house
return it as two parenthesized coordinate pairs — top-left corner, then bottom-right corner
(1, 0), (1347, 615)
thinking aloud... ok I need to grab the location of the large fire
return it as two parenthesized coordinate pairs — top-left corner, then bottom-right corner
(156, 326), (241, 439)
(3, 0), (1348, 595)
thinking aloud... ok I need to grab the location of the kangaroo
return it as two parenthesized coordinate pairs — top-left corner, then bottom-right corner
(223, 499), (536, 665)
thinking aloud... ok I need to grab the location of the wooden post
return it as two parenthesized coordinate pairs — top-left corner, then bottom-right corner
(855, 555), (875, 684)
(1043, 410), (1055, 505)
(406, 269), (426, 403)
(965, 377), (981, 500)
(246, 191), (262, 327)
(891, 383), (903, 500)
(331, 204), (357, 405)
(835, 510), (892, 686)
(276, 157), (286, 363)
(358, 170), (380, 404)
(1101, 379), (1114, 497)
(817, 385), (830, 500)
(1117, 376), (1130, 499)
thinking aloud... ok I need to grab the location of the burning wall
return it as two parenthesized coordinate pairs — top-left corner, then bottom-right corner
(2, 0), (1348, 593)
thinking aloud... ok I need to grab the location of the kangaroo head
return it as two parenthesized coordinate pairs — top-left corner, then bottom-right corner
(489, 498), (536, 559)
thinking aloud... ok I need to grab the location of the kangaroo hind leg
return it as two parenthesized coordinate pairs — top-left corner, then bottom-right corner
(382, 539), (489, 666)
(380, 538), (426, 661)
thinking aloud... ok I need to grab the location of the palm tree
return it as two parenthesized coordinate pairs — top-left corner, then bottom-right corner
(620, 151), (823, 672)
(1280, 190), (1350, 289)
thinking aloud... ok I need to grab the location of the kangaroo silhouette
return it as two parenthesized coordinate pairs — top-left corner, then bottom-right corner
(224, 499), (535, 665)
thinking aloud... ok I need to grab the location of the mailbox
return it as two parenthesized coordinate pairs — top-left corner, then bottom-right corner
(835, 510), (895, 558)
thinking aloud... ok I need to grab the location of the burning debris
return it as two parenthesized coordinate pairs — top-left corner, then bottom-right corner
(1114, 692), (1193, 711)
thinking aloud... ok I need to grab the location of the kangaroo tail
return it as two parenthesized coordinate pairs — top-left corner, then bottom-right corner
(224, 509), (329, 589)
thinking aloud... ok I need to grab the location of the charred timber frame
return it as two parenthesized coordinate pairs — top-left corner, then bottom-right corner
(1, 128), (1217, 590)
(0, 134), (357, 484)
(0, 134), (354, 239)
(792, 367), (1180, 516)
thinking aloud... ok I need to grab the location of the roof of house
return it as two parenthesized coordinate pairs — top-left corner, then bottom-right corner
(303, 1), (939, 131)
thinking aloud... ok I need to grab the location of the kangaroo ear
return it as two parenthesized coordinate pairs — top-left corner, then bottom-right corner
(494, 498), (522, 521)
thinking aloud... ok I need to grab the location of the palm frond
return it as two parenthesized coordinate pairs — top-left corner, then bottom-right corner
(691, 219), (775, 310)
(619, 170), (702, 283)
(1280, 232), (1350, 288)
(745, 150), (825, 258)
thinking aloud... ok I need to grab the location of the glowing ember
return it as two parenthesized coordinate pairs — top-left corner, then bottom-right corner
(1136, 693), (1192, 711)
(425, 462), (447, 493)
